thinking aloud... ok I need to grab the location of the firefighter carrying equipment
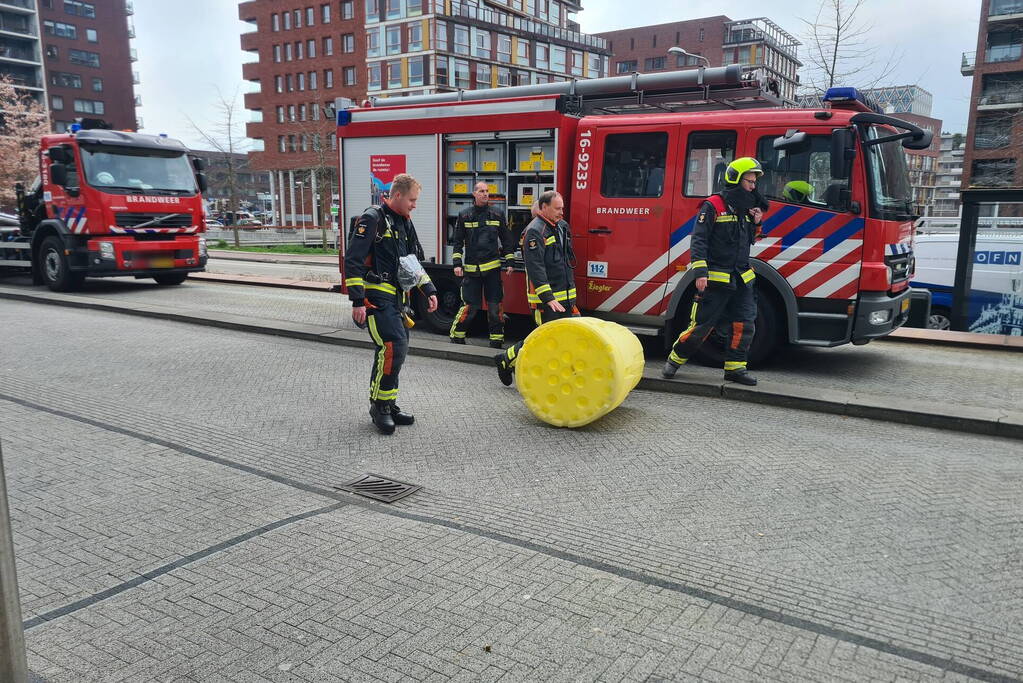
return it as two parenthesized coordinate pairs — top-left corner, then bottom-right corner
(515, 317), (643, 428)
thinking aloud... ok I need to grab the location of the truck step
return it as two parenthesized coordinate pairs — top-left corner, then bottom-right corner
(623, 325), (661, 337)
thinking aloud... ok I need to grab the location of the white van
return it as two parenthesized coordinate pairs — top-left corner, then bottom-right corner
(911, 232), (1023, 334)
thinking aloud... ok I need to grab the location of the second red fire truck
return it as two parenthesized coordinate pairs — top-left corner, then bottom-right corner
(336, 66), (930, 364)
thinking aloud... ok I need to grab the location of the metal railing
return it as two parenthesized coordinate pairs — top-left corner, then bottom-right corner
(990, 0), (1023, 16)
(0, 0), (33, 10)
(436, 0), (608, 52)
(962, 51), (977, 70)
(0, 43), (36, 61)
(985, 44), (1022, 63)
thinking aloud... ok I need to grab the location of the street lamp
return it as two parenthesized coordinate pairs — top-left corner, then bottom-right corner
(668, 46), (709, 68)
(297, 179), (306, 245)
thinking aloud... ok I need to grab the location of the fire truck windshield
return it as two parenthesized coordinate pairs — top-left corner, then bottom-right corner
(80, 144), (197, 195)
(863, 125), (915, 221)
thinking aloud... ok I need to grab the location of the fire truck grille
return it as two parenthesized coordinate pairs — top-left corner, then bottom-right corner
(123, 249), (194, 260)
(115, 213), (193, 228)
(886, 253), (912, 284)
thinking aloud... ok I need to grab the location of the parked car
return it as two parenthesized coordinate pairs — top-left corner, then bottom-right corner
(0, 212), (19, 227)
(204, 219), (225, 228)
(236, 218), (263, 227)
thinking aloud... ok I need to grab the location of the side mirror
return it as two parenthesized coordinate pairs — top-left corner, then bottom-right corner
(830, 127), (856, 180)
(50, 162), (68, 186)
(773, 129), (810, 153)
(191, 156), (207, 172)
(47, 147), (68, 163)
(195, 172), (208, 194)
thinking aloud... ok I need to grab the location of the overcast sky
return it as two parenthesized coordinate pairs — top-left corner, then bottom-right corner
(136, 0), (980, 150)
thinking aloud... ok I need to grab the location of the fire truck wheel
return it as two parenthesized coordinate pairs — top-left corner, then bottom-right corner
(39, 236), (83, 292)
(681, 287), (782, 369)
(414, 278), (461, 334)
(153, 273), (189, 286)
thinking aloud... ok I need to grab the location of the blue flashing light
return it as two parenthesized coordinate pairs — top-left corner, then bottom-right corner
(822, 87), (860, 103)
(337, 109), (352, 126)
(159, 133), (168, 138)
(69, 122), (82, 133)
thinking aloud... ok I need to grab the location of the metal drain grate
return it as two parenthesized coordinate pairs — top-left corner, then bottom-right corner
(335, 473), (421, 503)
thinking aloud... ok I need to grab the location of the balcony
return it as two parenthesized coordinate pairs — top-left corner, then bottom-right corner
(0, 0), (35, 14)
(986, 43), (1022, 63)
(129, 47), (138, 62)
(240, 31), (259, 52)
(242, 61), (261, 81)
(134, 94), (141, 106)
(0, 42), (37, 63)
(990, 0), (1023, 21)
(132, 70), (140, 84)
(978, 91), (1023, 109)
(441, 1), (608, 52)
(243, 91), (262, 110)
(962, 51), (976, 75)
(245, 121), (264, 139)
(239, 0), (258, 23)
(124, 0), (133, 14)
(0, 17), (35, 37)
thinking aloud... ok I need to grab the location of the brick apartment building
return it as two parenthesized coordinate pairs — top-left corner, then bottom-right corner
(0, 0), (138, 131)
(961, 0), (1023, 190)
(595, 16), (801, 104)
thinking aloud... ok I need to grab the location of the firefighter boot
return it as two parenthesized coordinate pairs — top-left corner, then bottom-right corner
(390, 403), (415, 426)
(489, 340), (504, 349)
(450, 337), (466, 345)
(369, 401), (396, 435)
(724, 370), (758, 386)
(494, 354), (513, 387)
(661, 360), (680, 379)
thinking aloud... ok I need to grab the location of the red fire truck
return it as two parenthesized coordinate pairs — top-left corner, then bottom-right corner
(2, 123), (209, 291)
(336, 66), (929, 363)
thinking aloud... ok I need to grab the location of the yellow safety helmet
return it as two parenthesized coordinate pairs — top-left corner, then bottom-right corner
(724, 157), (764, 185)
(782, 180), (814, 202)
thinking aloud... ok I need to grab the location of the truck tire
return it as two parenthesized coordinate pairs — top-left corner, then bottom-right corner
(414, 275), (461, 335)
(153, 273), (189, 286)
(927, 305), (952, 331)
(39, 236), (83, 292)
(669, 285), (783, 369)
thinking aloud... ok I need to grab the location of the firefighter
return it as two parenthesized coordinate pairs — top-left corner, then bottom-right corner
(344, 174), (439, 435)
(494, 190), (578, 386)
(450, 182), (515, 347)
(663, 157), (767, 386)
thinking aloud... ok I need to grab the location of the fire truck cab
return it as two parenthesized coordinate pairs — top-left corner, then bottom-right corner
(336, 67), (930, 364)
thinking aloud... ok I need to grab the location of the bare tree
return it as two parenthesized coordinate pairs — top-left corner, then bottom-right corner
(0, 75), (50, 212)
(289, 101), (338, 249)
(799, 0), (901, 99)
(187, 88), (248, 247)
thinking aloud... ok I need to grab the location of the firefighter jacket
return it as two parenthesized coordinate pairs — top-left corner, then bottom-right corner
(688, 194), (764, 288)
(343, 202), (437, 306)
(522, 216), (576, 306)
(450, 203), (514, 275)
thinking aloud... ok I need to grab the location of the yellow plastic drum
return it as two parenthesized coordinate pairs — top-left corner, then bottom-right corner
(516, 317), (644, 428)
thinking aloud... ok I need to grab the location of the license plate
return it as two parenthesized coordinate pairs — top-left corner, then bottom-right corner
(901, 298), (911, 313)
(151, 258), (174, 269)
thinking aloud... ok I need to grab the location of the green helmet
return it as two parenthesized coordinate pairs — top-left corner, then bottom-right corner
(782, 180), (814, 202)
(724, 157), (764, 185)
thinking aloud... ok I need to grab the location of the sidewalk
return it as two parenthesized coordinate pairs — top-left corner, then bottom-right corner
(0, 280), (1019, 440)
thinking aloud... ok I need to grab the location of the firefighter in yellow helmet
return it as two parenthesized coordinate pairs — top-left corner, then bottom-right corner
(663, 157), (768, 385)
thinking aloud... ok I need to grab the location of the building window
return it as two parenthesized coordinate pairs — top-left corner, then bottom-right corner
(366, 28), (380, 57)
(571, 50), (583, 76)
(587, 53), (600, 76)
(289, 135), (297, 152)
(436, 56), (449, 86)
(294, 9), (302, 28)
(699, 27), (705, 42)
(63, 1), (95, 18)
(497, 34), (511, 63)
(297, 41), (304, 60)
(288, 104), (296, 121)
(454, 58), (470, 88)
(301, 134), (308, 152)
(50, 71), (82, 88)
(324, 68), (333, 87)
(513, 69), (529, 86)
(497, 66), (510, 87)
(986, 26), (1022, 63)
(307, 39), (316, 58)
(365, 0), (379, 23)
(279, 136), (287, 153)
(435, 20), (448, 51)
(454, 25), (469, 55)
(516, 40), (529, 66)
(644, 56), (665, 71)
(312, 101), (321, 120)
(86, 28), (97, 42)
(274, 44), (282, 62)
(476, 62), (491, 87)
(342, 1), (354, 20)
(73, 98), (104, 115)
(306, 7), (315, 25)
(551, 45), (566, 72)
(44, 21), (77, 39)
(51, 95), (63, 110)
(474, 29), (490, 58)
(387, 59), (401, 88)
(276, 75), (284, 92)
(343, 33), (355, 52)
(321, 3), (331, 23)
(535, 42), (549, 69)
(46, 45), (58, 59)
(344, 65), (356, 85)
(330, 133), (337, 151)
(283, 11), (291, 29)
(675, 53), (703, 67)
(550, 1), (560, 26)
(299, 103), (307, 121)
(91, 77), (102, 91)
(972, 159), (1016, 187)
(272, 13), (280, 31)
(287, 73), (294, 91)
(975, 116), (1012, 149)
(276, 105), (285, 123)
(408, 0), (423, 15)
(368, 62), (381, 90)
(386, 0), (401, 19)
(323, 37), (332, 55)
(386, 25), (401, 54)
(68, 49), (100, 67)
(309, 70), (317, 89)
(408, 22), (422, 52)
(286, 43), (293, 61)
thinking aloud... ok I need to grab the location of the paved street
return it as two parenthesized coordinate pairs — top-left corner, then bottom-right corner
(2, 299), (1022, 681)
(205, 253), (340, 284)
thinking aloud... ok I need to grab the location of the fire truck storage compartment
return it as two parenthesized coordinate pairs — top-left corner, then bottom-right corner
(447, 142), (473, 172)
(341, 134), (441, 263)
(515, 142), (555, 171)
(477, 176), (507, 198)
(475, 143), (506, 172)
(447, 176), (473, 195)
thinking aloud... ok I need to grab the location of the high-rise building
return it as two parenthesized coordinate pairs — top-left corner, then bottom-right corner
(365, 0), (611, 100)
(0, 0), (45, 104)
(596, 16), (801, 104)
(961, 0), (1023, 188)
(39, 0), (138, 132)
